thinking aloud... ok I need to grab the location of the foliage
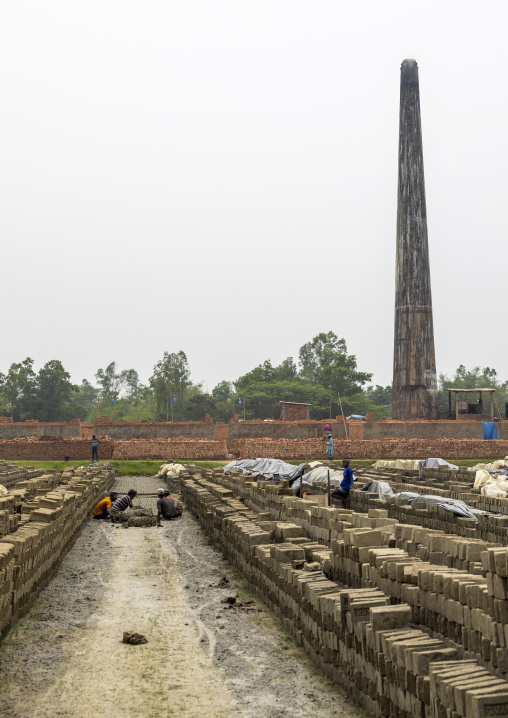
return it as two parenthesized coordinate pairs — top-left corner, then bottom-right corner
(35, 360), (76, 421)
(438, 365), (507, 417)
(95, 362), (140, 402)
(0, 358), (37, 420)
(149, 351), (192, 421)
(6, 340), (507, 425)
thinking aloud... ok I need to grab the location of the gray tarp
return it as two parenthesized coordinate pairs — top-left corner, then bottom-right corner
(224, 458), (305, 482)
(362, 480), (395, 500)
(292, 466), (344, 495)
(420, 458), (459, 469)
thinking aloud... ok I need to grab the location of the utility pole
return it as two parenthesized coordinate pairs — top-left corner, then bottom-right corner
(97, 395), (100, 418)
(169, 382), (174, 422)
(243, 395), (246, 421)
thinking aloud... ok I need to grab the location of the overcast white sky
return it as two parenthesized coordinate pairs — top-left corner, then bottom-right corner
(1, 1), (507, 391)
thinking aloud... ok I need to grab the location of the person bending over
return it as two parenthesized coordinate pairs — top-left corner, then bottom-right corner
(164, 490), (183, 516)
(92, 492), (118, 519)
(109, 489), (137, 517)
(331, 459), (354, 501)
(156, 488), (178, 520)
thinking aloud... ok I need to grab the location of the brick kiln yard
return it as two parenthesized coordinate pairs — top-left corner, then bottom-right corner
(4, 462), (508, 718)
(0, 474), (361, 718)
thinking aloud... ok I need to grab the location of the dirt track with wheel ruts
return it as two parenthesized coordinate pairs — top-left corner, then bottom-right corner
(0, 476), (362, 718)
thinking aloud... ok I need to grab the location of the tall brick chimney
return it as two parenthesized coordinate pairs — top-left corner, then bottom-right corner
(392, 59), (438, 420)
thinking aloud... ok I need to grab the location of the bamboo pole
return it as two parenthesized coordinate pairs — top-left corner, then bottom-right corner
(337, 391), (348, 439)
(327, 469), (330, 507)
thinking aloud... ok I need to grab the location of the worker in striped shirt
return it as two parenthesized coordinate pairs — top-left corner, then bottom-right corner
(109, 490), (137, 516)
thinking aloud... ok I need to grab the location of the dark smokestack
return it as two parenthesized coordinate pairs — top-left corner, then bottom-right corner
(392, 59), (438, 420)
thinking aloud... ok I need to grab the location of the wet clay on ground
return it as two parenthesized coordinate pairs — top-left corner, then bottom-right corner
(0, 476), (362, 718)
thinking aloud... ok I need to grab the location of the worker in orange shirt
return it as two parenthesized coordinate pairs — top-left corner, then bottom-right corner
(92, 492), (118, 520)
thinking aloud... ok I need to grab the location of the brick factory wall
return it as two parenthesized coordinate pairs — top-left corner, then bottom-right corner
(0, 423), (82, 439)
(112, 439), (228, 460)
(93, 421), (216, 440)
(230, 437), (508, 460)
(0, 440), (114, 460)
(364, 420), (508, 440)
(228, 420), (326, 441)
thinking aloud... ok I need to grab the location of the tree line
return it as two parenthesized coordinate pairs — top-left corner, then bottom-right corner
(0, 332), (504, 423)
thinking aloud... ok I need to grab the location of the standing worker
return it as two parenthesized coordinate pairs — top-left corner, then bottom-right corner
(331, 459), (354, 501)
(91, 435), (100, 462)
(92, 492), (118, 519)
(324, 434), (334, 460)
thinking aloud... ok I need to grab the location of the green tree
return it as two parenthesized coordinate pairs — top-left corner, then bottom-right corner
(70, 379), (100, 421)
(298, 332), (372, 398)
(211, 381), (237, 422)
(0, 358), (37, 420)
(150, 351), (192, 420)
(438, 365), (507, 416)
(95, 362), (140, 403)
(36, 360), (76, 421)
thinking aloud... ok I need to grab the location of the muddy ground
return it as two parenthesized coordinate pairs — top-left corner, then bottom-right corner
(0, 477), (363, 718)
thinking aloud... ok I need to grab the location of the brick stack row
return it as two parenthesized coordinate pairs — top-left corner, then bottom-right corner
(181, 472), (508, 718)
(0, 463), (115, 635)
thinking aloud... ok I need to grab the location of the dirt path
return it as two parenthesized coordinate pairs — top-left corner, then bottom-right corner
(0, 477), (362, 718)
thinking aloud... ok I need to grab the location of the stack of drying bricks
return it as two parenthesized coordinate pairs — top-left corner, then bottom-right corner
(181, 468), (508, 718)
(346, 471), (508, 544)
(0, 461), (45, 490)
(0, 463), (115, 635)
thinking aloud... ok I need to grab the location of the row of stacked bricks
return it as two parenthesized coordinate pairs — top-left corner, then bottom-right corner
(338, 465), (508, 543)
(181, 467), (508, 718)
(0, 462), (115, 636)
(0, 460), (46, 490)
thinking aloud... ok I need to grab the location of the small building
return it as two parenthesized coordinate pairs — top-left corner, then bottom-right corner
(279, 401), (311, 421)
(445, 388), (500, 421)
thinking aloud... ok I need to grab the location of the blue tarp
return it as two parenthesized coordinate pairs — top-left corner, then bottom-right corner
(483, 422), (498, 440)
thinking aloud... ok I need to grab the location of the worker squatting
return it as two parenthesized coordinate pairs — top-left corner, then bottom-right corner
(92, 488), (183, 521)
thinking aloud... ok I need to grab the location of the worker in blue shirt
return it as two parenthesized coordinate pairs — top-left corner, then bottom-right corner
(331, 459), (354, 500)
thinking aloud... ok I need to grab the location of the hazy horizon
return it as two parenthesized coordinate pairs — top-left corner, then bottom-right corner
(2, 1), (507, 392)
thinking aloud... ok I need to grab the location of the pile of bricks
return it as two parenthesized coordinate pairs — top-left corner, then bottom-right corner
(0, 461), (45, 490)
(0, 463), (115, 635)
(179, 466), (508, 717)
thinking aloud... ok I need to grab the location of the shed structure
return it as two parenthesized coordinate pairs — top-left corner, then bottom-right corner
(446, 388), (498, 421)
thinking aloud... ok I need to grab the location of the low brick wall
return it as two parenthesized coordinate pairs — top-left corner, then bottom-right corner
(230, 437), (508, 459)
(112, 439), (228, 460)
(0, 440), (114, 461)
